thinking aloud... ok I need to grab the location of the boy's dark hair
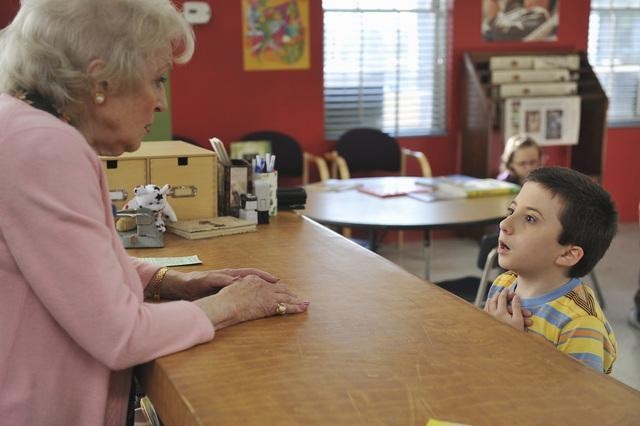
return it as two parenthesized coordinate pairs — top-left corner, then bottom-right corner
(525, 167), (617, 278)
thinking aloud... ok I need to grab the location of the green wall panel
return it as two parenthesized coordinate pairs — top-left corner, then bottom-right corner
(143, 74), (172, 141)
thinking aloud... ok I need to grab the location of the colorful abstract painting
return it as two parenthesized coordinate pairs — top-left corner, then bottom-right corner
(242, 0), (310, 71)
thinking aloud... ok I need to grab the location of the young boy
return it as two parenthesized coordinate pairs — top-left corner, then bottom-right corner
(484, 167), (618, 374)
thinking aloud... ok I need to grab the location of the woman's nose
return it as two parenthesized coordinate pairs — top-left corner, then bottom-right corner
(155, 85), (167, 112)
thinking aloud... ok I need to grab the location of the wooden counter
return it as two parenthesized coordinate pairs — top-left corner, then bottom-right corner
(131, 212), (640, 425)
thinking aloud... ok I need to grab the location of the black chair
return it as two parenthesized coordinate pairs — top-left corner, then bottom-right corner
(326, 128), (432, 179)
(239, 130), (328, 184)
(435, 233), (501, 306)
(325, 128), (432, 248)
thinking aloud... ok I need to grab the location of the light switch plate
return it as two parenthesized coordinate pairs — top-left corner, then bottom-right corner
(183, 1), (212, 25)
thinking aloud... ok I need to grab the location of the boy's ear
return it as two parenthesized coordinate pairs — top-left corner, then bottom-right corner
(555, 244), (584, 268)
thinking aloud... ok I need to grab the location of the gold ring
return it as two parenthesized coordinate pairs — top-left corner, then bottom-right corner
(276, 302), (287, 315)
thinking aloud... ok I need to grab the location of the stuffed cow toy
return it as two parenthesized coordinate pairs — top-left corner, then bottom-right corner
(123, 184), (177, 232)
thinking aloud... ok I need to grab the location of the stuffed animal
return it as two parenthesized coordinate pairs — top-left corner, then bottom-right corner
(123, 184), (177, 232)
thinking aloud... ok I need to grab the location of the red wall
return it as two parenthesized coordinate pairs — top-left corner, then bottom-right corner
(603, 127), (640, 221)
(1, 1), (638, 221)
(170, 1), (326, 155)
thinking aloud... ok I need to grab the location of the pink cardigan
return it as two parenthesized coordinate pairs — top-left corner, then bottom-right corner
(0, 94), (214, 425)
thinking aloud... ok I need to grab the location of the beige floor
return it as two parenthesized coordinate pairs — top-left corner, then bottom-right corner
(377, 223), (640, 391)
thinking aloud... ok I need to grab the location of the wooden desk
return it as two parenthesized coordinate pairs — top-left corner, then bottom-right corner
(303, 177), (514, 278)
(132, 213), (640, 426)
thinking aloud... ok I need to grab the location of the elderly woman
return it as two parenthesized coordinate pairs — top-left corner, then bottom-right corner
(0, 0), (308, 424)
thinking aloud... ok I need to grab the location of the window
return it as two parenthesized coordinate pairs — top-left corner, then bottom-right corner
(322, 0), (448, 140)
(588, 0), (640, 124)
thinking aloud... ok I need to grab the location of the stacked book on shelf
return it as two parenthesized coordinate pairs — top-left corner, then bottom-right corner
(489, 54), (582, 146)
(167, 216), (256, 240)
(490, 54), (580, 99)
(410, 175), (520, 203)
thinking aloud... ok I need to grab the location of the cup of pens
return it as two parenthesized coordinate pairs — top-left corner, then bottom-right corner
(252, 154), (277, 217)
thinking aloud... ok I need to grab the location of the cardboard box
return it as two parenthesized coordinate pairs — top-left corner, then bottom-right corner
(101, 141), (218, 220)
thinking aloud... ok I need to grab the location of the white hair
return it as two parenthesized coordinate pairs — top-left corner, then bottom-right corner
(0, 0), (194, 113)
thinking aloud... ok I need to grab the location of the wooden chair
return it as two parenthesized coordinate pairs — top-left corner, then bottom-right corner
(324, 128), (432, 247)
(239, 131), (329, 184)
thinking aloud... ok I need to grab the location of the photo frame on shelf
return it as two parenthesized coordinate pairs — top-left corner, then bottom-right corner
(504, 96), (581, 146)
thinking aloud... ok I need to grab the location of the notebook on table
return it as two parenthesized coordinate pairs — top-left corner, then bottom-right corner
(166, 216), (256, 240)
(412, 175), (520, 202)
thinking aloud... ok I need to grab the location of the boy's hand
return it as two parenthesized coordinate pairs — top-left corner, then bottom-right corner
(484, 289), (533, 331)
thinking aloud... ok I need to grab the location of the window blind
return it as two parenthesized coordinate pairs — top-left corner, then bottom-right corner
(588, 0), (640, 124)
(322, 0), (448, 140)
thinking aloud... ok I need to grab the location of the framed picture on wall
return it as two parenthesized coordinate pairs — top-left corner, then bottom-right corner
(504, 96), (580, 146)
(482, 0), (559, 42)
(242, 0), (310, 71)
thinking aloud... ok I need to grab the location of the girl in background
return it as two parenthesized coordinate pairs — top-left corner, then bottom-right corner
(497, 135), (542, 185)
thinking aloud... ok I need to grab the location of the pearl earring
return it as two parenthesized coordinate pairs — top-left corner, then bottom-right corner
(94, 92), (105, 105)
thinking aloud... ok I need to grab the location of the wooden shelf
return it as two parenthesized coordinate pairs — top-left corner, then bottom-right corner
(460, 50), (608, 180)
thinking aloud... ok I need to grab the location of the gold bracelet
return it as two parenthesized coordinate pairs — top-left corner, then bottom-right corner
(149, 267), (169, 302)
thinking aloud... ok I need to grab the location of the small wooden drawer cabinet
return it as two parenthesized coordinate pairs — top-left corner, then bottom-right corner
(101, 141), (218, 220)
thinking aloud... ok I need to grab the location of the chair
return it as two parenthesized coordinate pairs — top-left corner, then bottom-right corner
(325, 128), (432, 247)
(239, 130), (329, 185)
(435, 233), (501, 307)
(325, 128), (432, 179)
(585, 270), (606, 310)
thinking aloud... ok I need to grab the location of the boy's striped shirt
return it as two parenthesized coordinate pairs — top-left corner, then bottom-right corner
(488, 272), (617, 374)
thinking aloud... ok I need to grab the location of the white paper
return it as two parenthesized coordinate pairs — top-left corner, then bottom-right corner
(305, 179), (362, 192)
(136, 255), (203, 267)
